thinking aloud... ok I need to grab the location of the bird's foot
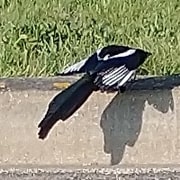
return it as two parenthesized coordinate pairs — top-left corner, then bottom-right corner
(117, 86), (126, 94)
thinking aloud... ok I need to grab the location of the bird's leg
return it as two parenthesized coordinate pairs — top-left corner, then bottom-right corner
(105, 85), (126, 94)
(124, 72), (137, 91)
(118, 85), (126, 93)
(132, 72), (137, 82)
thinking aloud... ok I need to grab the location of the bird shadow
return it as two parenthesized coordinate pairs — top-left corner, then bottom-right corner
(100, 76), (177, 165)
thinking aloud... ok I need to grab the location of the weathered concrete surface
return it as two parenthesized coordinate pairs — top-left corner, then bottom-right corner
(0, 75), (180, 166)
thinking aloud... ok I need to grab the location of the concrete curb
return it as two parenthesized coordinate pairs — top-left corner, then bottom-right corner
(0, 75), (180, 167)
(0, 75), (180, 91)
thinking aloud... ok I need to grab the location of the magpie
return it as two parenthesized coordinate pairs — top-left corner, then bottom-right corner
(38, 45), (151, 139)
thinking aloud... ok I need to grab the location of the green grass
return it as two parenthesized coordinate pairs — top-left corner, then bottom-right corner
(0, 0), (180, 77)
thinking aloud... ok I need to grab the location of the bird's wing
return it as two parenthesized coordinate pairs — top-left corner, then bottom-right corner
(58, 45), (138, 76)
(95, 65), (136, 91)
(58, 46), (137, 76)
(58, 50), (101, 76)
(59, 58), (89, 75)
(98, 49), (136, 60)
(97, 45), (136, 60)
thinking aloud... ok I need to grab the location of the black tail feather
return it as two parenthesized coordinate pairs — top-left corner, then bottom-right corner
(38, 74), (97, 140)
(38, 116), (57, 139)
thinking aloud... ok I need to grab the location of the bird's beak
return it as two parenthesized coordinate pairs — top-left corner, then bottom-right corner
(146, 52), (152, 57)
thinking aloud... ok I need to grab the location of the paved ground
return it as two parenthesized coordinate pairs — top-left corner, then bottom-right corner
(1, 167), (180, 179)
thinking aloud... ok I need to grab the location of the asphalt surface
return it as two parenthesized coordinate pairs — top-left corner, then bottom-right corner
(1, 167), (180, 180)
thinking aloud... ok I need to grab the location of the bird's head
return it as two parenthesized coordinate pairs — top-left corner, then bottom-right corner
(136, 49), (152, 65)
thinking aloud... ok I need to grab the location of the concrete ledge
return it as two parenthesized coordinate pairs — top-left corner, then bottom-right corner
(0, 75), (180, 166)
(0, 75), (180, 91)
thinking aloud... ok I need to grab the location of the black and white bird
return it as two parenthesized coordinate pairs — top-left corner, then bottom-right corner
(38, 45), (151, 139)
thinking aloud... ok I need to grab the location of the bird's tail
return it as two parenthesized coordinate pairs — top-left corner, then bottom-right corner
(38, 74), (97, 140)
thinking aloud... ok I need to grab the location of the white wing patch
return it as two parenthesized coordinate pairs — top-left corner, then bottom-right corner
(96, 48), (103, 60)
(61, 58), (88, 74)
(117, 70), (136, 86)
(101, 66), (136, 87)
(98, 49), (136, 61)
(109, 49), (136, 59)
(102, 66), (126, 82)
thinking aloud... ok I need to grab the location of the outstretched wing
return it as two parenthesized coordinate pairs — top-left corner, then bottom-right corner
(58, 44), (150, 78)
(94, 65), (136, 91)
(59, 58), (89, 75)
(58, 52), (99, 76)
(58, 45), (136, 76)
